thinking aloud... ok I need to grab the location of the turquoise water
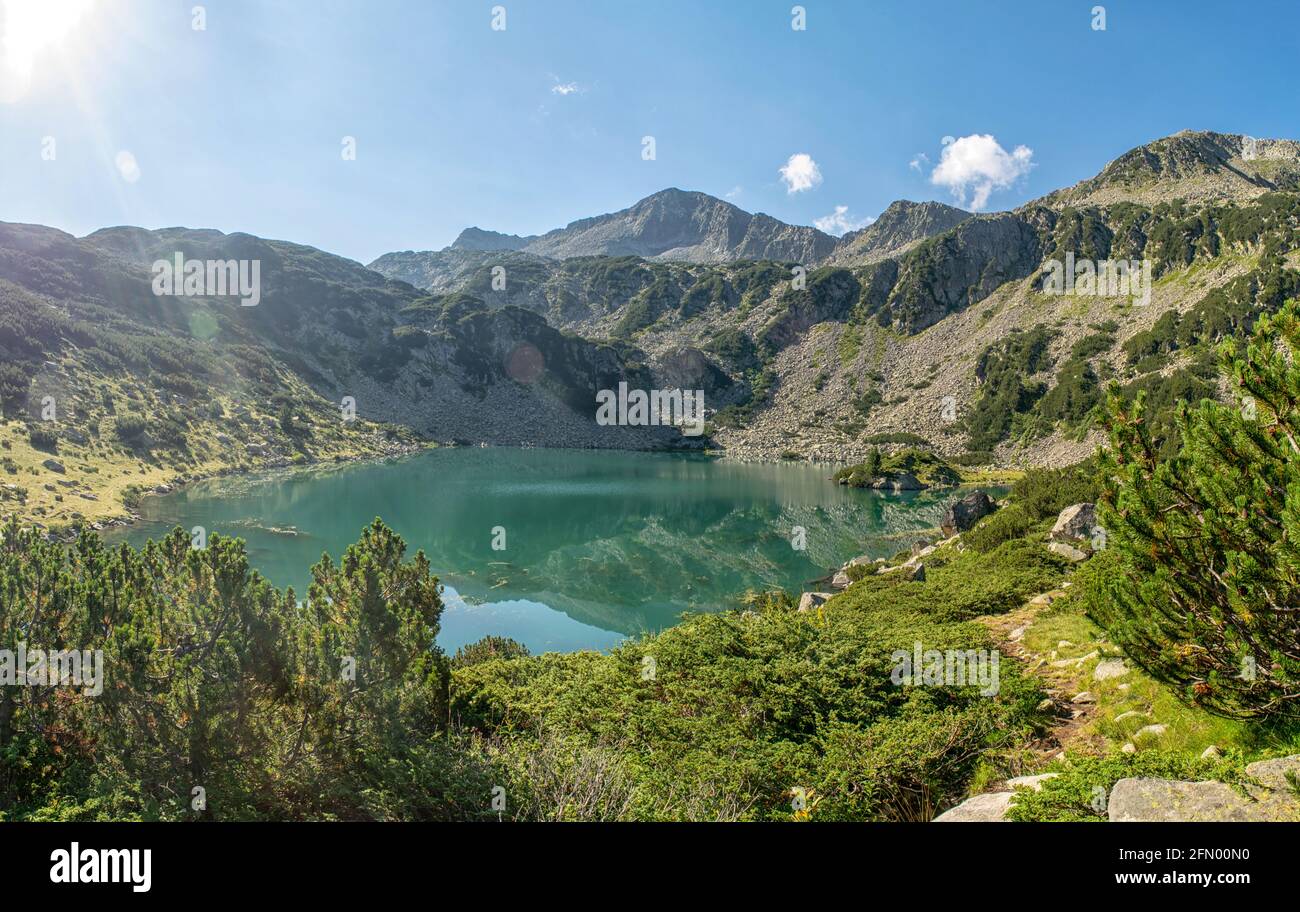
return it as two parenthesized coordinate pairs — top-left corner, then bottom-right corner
(109, 448), (960, 654)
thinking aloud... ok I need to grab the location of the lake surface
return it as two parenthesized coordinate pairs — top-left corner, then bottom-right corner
(109, 448), (961, 654)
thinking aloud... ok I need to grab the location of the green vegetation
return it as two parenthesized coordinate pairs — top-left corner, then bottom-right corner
(965, 326), (1056, 451)
(833, 448), (962, 487)
(452, 542), (1063, 821)
(1, 519), (498, 821)
(1089, 301), (1300, 720)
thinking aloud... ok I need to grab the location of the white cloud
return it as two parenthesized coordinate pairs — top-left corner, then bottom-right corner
(908, 152), (930, 172)
(929, 133), (1033, 210)
(724, 186), (743, 200)
(114, 149), (140, 183)
(815, 205), (874, 237)
(778, 152), (822, 194)
(548, 74), (585, 96)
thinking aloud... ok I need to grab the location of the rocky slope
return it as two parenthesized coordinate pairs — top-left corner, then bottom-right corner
(7, 129), (1297, 510)
(366, 131), (1300, 467)
(828, 199), (971, 265)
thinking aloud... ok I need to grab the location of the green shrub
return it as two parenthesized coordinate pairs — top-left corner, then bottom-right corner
(1089, 301), (1300, 720)
(963, 504), (1033, 553)
(1009, 464), (1100, 522)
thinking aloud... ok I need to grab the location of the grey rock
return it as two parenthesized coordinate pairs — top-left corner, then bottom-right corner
(906, 562), (926, 583)
(1051, 502), (1098, 541)
(797, 592), (833, 613)
(1109, 775), (1300, 822)
(932, 791), (1013, 822)
(1093, 658), (1129, 681)
(41, 459), (65, 474)
(1048, 541), (1089, 562)
(1007, 773), (1060, 792)
(942, 491), (995, 537)
(1244, 754), (1300, 790)
(890, 472), (924, 492)
(1134, 723), (1168, 741)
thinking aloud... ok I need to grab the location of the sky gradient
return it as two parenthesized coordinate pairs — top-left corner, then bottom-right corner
(2, 0), (1299, 264)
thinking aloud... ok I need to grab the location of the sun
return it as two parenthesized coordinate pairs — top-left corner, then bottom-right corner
(0, 0), (96, 95)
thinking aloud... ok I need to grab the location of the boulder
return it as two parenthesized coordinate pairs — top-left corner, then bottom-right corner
(41, 459), (65, 474)
(797, 592), (833, 613)
(905, 562), (927, 583)
(932, 791), (1013, 822)
(1048, 541), (1089, 562)
(1108, 775), (1300, 822)
(941, 491), (995, 536)
(1244, 754), (1300, 789)
(1093, 658), (1129, 681)
(1007, 772), (1060, 792)
(831, 570), (850, 590)
(890, 472), (924, 492)
(1051, 503), (1097, 541)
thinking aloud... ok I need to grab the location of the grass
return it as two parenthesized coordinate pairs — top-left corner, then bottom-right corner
(0, 356), (426, 530)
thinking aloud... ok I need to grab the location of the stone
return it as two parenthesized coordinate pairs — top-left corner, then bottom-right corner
(42, 459), (65, 474)
(1244, 754), (1300, 789)
(1114, 710), (1151, 723)
(1108, 775), (1300, 822)
(1071, 691), (1095, 703)
(905, 562), (926, 583)
(797, 592), (833, 613)
(1093, 658), (1129, 681)
(1121, 742), (1137, 754)
(1036, 698), (1055, 712)
(1047, 541), (1089, 562)
(1007, 773), (1059, 792)
(1051, 502), (1098, 541)
(1201, 746), (1222, 760)
(932, 791), (1013, 822)
(890, 472), (924, 492)
(831, 570), (850, 590)
(941, 491), (995, 537)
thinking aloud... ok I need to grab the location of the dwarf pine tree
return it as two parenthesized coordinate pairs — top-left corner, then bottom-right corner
(1090, 300), (1300, 719)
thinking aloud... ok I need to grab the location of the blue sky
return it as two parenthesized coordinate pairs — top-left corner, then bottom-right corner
(2, 0), (1298, 264)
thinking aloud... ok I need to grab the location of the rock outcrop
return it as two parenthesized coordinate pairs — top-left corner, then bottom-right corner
(942, 491), (995, 536)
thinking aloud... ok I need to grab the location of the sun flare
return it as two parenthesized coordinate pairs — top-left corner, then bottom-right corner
(0, 0), (96, 96)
